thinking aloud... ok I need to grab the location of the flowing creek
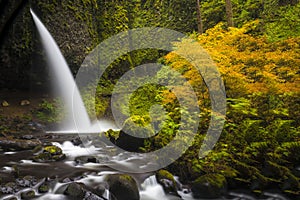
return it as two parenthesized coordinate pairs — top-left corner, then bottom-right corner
(0, 134), (287, 200)
(0, 134), (193, 200)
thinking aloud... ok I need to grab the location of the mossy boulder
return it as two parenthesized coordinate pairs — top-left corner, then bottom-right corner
(62, 182), (105, 200)
(16, 175), (37, 187)
(64, 182), (86, 199)
(191, 173), (227, 199)
(114, 117), (154, 152)
(156, 169), (180, 197)
(33, 145), (65, 162)
(38, 183), (50, 193)
(20, 190), (35, 199)
(105, 174), (140, 200)
(0, 182), (18, 194)
(43, 145), (62, 154)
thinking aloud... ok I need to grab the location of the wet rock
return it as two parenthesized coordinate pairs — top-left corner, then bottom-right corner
(20, 135), (35, 140)
(64, 182), (86, 199)
(33, 145), (66, 162)
(105, 174), (140, 200)
(20, 100), (30, 106)
(156, 169), (180, 197)
(191, 173), (227, 199)
(93, 185), (105, 196)
(61, 182), (106, 200)
(44, 145), (63, 154)
(1, 100), (9, 107)
(32, 145), (43, 153)
(71, 136), (82, 146)
(20, 190), (35, 199)
(38, 182), (50, 193)
(84, 191), (105, 200)
(62, 178), (72, 183)
(75, 156), (98, 164)
(0, 138), (42, 151)
(0, 182), (18, 194)
(16, 176), (37, 187)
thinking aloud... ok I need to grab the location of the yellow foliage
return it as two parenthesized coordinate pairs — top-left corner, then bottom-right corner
(164, 21), (300, 99)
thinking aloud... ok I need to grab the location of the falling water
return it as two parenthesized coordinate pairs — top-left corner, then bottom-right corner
(30, 9), (118, 133)
(30, 9), (91, 132)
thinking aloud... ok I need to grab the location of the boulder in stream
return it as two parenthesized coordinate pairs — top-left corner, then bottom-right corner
(33, 145), (66, 162)
(156, 169), (180, 197)
(20, 190), (35, 199)
(105, 174), (140, 200)
(63, 182), (106, 200)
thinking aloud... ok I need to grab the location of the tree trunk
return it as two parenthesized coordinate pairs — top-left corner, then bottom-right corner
(225, 0), (234, 27)
(196, 0), (204, 34)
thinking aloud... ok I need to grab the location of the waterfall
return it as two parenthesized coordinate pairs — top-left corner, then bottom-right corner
(30, 9), (91, 132)
(30, 9), (118, 134)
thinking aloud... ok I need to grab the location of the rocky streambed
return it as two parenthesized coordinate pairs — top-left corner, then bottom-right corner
(0, 118), (294, 200)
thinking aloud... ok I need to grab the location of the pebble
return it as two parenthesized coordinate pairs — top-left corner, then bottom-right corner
(1, 100), (9, 107)
(20, 100), (30, 106)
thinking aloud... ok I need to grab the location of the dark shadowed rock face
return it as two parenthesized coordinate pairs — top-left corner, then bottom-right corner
(0, 1), (98, 90)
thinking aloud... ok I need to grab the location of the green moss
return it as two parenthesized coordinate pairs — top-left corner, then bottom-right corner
(38, 184), (49, 193)
(196, 174), (226, 189)
(122, 116), (154, 138)
(156, 169), (175, 184)
(33, 145), (65, 162)
(105, 174), (139, 200)
(104, 129), (120, 141)
(21, 190), (35, 199)
(192, 174), (227, 199)
(119, 174), (135, 182)
(44, 145), (62, 155)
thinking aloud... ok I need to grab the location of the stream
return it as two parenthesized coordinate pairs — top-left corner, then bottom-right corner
(0, 133), (193, 200)
(0, 133), (290, 200)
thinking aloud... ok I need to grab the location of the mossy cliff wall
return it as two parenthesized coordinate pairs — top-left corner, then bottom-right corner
(0, 0), (98, 90)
